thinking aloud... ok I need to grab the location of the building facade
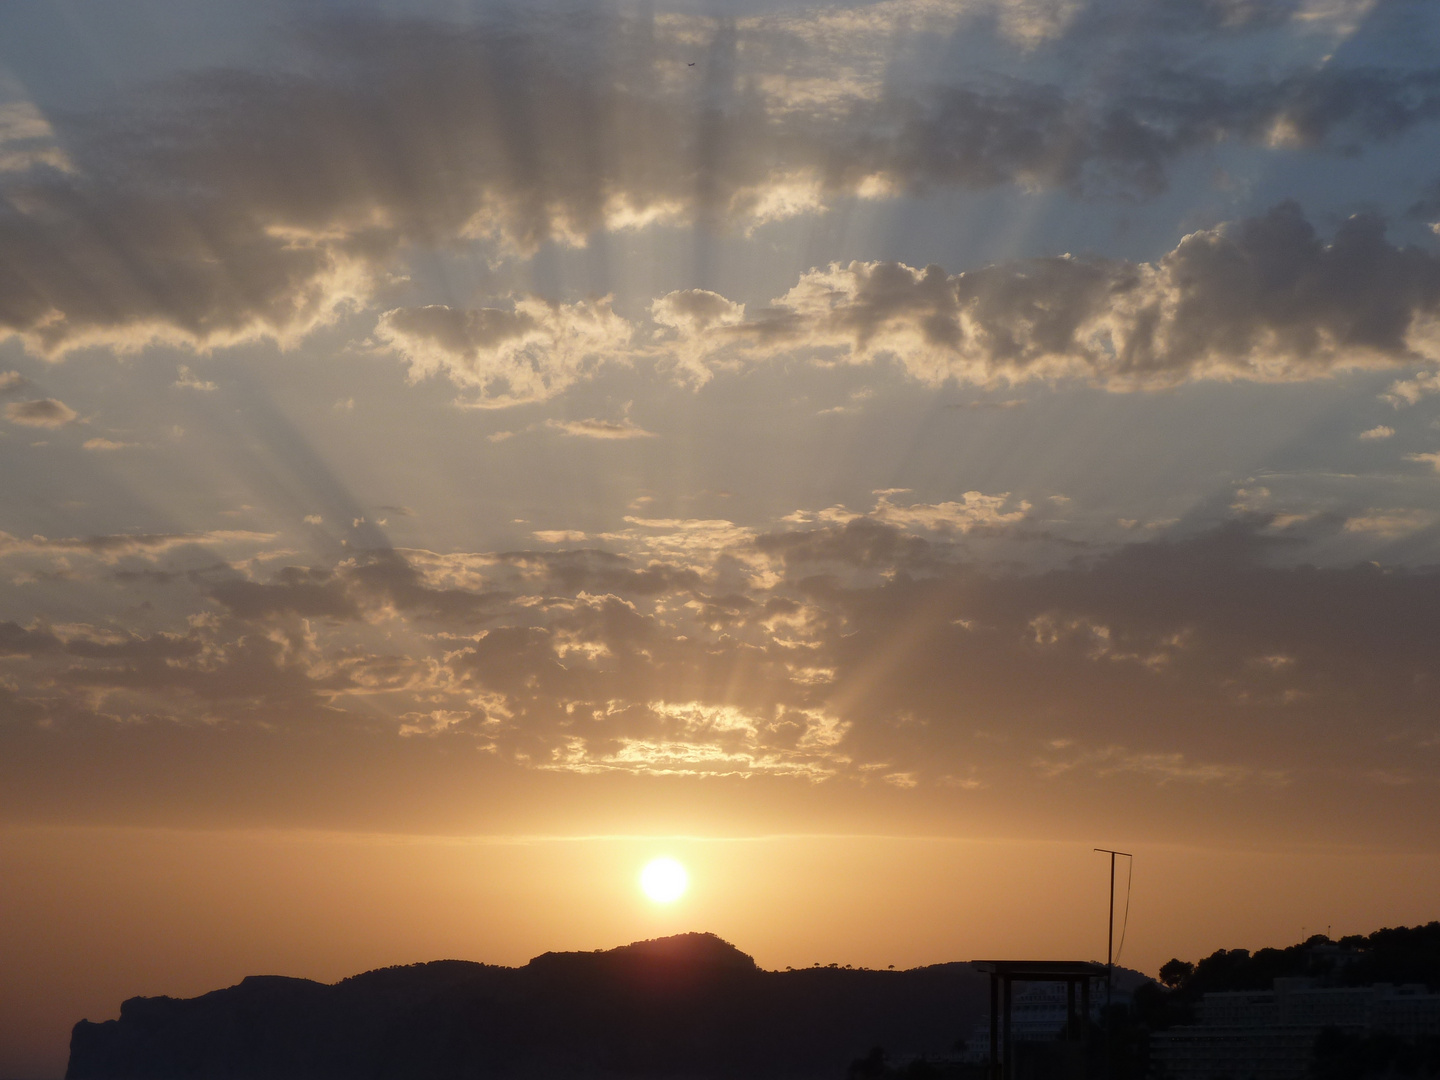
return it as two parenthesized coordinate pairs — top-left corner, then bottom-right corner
(1151, 978), (1440, 1080)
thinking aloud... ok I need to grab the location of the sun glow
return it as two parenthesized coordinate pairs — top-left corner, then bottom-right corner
(639, 857), (689, 903)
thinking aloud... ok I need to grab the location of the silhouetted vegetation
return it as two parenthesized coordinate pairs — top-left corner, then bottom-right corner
(1155, 923), (1440, 1006)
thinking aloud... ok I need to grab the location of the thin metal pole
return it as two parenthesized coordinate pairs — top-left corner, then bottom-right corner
(990, 972), (999, 1080)
(1095, 848), (1132, 1079)
(1002, 975), (1012, 1080)
(1108, 853), (1114, 1079)
(1108, 852), (1115, 985)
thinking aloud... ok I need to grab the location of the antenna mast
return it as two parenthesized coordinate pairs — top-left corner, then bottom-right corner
(1094, 848), (1132, 1077)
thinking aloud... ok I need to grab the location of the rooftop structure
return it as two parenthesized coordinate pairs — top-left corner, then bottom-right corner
(973, 961), (1109, 1080)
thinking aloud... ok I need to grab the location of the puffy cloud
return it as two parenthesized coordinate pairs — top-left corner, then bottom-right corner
(365, 206), (1440, 400)
(669, 204), (1440, 390)
(0, 179), (378, 358)
(5, 398), (76, 427)
(0, 11), (1435, 362)
(375, 299), (632, 407)
(650, 290), (750, 385)
(1382, 369), (1440, 406)
(871, 491), (1031, 532)
(1358, 425), (1395, 440)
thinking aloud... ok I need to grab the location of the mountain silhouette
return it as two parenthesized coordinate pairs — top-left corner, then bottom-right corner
(67, 933), (1008, 1079)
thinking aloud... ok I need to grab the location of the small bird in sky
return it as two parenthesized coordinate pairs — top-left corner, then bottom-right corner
(688, 61), (695, 66)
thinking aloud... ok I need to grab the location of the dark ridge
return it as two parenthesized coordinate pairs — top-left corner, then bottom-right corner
(66, 933), (998, 1079)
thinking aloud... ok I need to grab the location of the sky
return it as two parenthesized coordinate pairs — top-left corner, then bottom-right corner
(4, 0), (1440, 1073)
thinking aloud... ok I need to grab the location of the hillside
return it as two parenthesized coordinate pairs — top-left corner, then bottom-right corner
(67, 933), (997, 1079)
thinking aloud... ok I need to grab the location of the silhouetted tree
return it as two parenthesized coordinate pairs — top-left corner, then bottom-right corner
(1158, 959), (1193, 989)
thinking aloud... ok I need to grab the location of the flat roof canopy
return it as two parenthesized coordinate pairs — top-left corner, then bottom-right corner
(973, 961), (1108, 979)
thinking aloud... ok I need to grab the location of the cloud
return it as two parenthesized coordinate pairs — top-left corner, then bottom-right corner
(0, 12), (1436, 362)
(81, 437), (134, 451)
(1358, 425), (1395, 440)
(1342, 510), (1432, 537)
(1405, 450), (1440, 472)
(1382, 369), (1440, 406)
(5, 398), (76, 427)
(6, 504), (1440, 840)
(0, 101), (73, 174)
(871, 491), (1031, 532)
(0, 528), (274, 563)
(534, 530), (587, 544)
(948, 398), (1027, 410)
(173, 365), (217, 391)
(667, 204), (1440, 390)
(366, 205), (1440, 401)
(545, 417), (657, 440)
(0, 371), (31, 395)
(650, 290), (750, 384)
(375, 299), (632, 406)
(207, 566), (361, 622)
(1031, 743), (1281, 786)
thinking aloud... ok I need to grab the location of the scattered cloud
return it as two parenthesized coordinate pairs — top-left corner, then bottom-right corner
(1343, 510), (1432, 536)
(376, 299), (632, 407)
(947, 399), (1028, 410)
(0, 101), (73, 174)
(0, 528), (275, 563)
(5, 398), (77, 428)
(663, 205), (1440, 391)
(545, 417), (658, 440)
(1404, 450), (1440, 472)
(1033, 744), (1282, 786)
(0, 11), (1435, 364)
(173, 365), (217, 391)
(1358, 425), (1395, 440)
(1382, 370), (1440, 407)
(871, 491), (1030, 532)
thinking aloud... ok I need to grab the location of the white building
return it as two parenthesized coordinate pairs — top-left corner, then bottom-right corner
(1151, 978), (1440, 1080)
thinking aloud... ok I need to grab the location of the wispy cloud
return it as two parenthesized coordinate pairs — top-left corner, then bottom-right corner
(545, 417), (658, 440)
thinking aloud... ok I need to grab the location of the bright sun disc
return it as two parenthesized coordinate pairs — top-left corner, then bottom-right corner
(640, 857), (688, 902)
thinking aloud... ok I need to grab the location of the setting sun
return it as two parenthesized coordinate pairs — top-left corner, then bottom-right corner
(640, 858), (689, 903)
